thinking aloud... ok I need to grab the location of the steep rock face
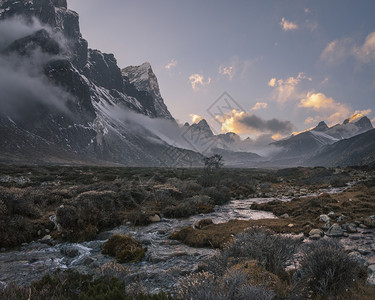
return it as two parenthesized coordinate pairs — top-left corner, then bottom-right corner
(0, 0), (197, 166)
(122, 63), (174, 120)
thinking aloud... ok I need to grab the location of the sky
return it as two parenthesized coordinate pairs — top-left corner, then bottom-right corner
(69, 0), (375, 139)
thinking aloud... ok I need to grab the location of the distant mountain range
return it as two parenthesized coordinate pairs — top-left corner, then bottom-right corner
(0, 0), (373, 168)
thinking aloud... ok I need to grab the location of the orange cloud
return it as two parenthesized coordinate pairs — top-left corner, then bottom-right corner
(251, 102), (268, 111)
(189, 114), (203, 124)
(280, 17), (298, 31)
(189, 73), (211, 90)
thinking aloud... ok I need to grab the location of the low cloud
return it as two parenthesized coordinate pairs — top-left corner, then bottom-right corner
(165, 59), (177, 70)
(280, 17), (298, 31)
(189, 73), (211, 90)
(250, 102), (268, 111)
(217, 110), (294, 136)
(0, 17), (71, 120)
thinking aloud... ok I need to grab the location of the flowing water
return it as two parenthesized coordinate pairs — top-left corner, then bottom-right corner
(0, 185), (357, 293)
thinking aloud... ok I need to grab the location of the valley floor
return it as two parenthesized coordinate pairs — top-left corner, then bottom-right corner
(0, 165), (374, 299)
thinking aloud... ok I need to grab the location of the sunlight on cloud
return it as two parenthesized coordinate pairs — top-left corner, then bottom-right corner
(299, 92), (351, 125)
(251, 102), (268, 111)
(280, 17), (298, 31)
(219, 65), (234, 80)
(165, 59), (177, 69)
(269, 72), (310, 103)
(189, 73), (211, 91)
(268, 78), (276, 87)
(189, 114), (203, 124)
(354, 31), (375, 62)
(320, 39), (352, 64)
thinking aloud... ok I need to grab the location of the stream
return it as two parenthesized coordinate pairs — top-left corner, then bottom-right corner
(0, 184), (368, 293)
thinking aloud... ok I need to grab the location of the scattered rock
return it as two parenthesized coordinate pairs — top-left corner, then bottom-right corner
(60, 246), (80, 258)
(367, 264), (375, 286)
(82, 257), (95, 266)
(337, 215), (346, 222)
(309, 229), (324, 240)
(348, 252), (369, 267)
(148, 214), (161, 223)
(328, 211), (336, 218)
(364, 215), (375, 228)
(357, 247), (371, 255)
(344, 223), (358, 233)
(371, 244), (375, 252)
(42, 235), (52, 240)
(0, 248), (5, 252)
(280, 213), (289, 218)
(45, 229), (50, 233)
(288, 224), (294, 227)
(321, 222), (331, 230)
(359, 224), (368, 229)
(37, 230), (42, 236)
(319, 214), (330, 223)
(326, 223), (344, 237)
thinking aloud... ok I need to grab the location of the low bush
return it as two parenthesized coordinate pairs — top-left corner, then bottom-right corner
(0, 270), (175, 300)
(102, 234), (146, 263)
(203, 227), (301, 277)
(177, 270), (274, 300)
(292, 239), (365, 299)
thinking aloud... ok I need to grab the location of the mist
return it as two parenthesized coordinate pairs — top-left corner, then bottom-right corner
(0, 16), (71, 120)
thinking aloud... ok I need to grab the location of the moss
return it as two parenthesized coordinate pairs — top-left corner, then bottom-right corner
(102, 234), (146, 263)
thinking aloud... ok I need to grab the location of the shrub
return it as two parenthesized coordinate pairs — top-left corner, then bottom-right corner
(203, 187), (230, 205)
(56, 205), (78, 230)
(102, 234), (146, 263)
(162, 202), (196, 218)
(292, 239), (365, 299)
(177, 270), (274, 300)
(203, 227), (301, 277)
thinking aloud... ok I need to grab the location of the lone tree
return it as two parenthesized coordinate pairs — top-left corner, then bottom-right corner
(203, 154), (224, 174)
(201, 154), (224, 186)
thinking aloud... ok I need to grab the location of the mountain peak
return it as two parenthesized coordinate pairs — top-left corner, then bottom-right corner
(190, 119), (214, 136)
(313, 121), (328, 132)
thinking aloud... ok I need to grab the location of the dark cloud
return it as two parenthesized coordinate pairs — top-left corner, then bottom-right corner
(238, 113), (294, 134)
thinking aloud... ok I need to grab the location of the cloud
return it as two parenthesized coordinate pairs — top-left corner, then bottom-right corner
(321, 30), (375, 65)
(219, 65), (234, 80)
(372, 117), (375, 124)
(320, 38), (353, 65)
(217, 109), (294, 136)
(298, 92), (351, 124)
(250, 102), (268, 111)
(280, 17), (298, 31)
(354, 31), (375, 62)
(304, 116), (318, 124)
(0, 17), (71, 119)
(189, 73), (211, 90)
(165, 59), (177, 70)
(189, 114), (203, 124)
(269, 72), (310, 103)
(218, 56), (257, 80)
(268, 78), (276, 87)
(304, 8), (310, 13)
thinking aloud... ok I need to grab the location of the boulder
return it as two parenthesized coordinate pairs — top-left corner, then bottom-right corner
(348, 252), (369, 267)
(309, 229), (324, 240)
(344, 223), (358, 233)
(148, 214), (161, 222)
(326, 223), (344, 237)
(60, 246), (80, 258)
(364, 215), (375, 228)
(367, 264), (375, 286)
(319, 214), (330, 223)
